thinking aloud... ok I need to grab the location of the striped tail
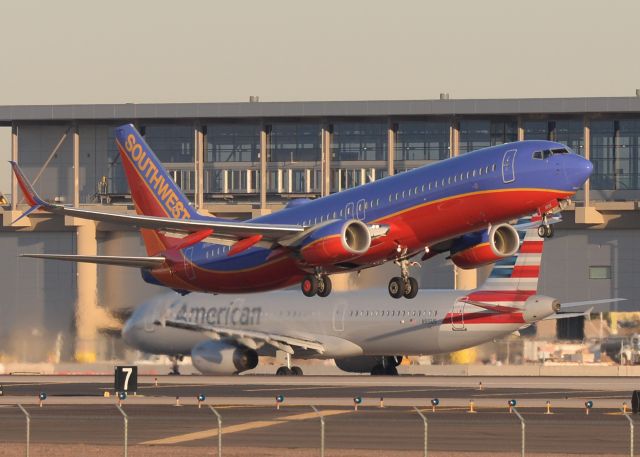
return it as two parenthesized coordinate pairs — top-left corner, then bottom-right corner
(480, 226), (543, 292)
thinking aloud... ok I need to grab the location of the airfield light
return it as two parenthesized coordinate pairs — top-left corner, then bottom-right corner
(585, 400), (593, 415)
(38, 392), (47, 407)
(508, 399), (516, 413)
(0, 384), (3, 396)
(431, 398), (439, 412)
(197, 393), (206, 408)
(275, 394), (284, 410)
(353, 396), (362, 411)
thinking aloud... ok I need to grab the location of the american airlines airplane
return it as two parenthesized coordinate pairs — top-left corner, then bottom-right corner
(122, 225), (614, 375)
(12, 124), (592, 299)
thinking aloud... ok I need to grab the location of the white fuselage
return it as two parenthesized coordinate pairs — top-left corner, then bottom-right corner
(122, 289), (554, 359)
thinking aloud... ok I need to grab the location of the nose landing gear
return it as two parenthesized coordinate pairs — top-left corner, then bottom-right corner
(537, 215), (554, 238)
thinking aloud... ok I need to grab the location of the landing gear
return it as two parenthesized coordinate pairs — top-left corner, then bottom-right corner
(388, 256), (420, 299)
(301, 272), (332, 297)
(169, 355), (183, 375)
(370, 365), (399, 376)
(276, 352), (303, 375)
(276, 366), (292, 376)
(537, 216), (554, 238)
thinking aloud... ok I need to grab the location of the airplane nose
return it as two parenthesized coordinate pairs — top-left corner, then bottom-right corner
(565, 154), (593, 189)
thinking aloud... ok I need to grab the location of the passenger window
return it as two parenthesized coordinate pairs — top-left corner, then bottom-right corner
(478, 168), (482, 176)
(485, 166), (489, 174)
(491, 164), (496, 172)
(466, 171), (470, 179)
(472, 170), (476, 177)
(421, 185), (425, 192)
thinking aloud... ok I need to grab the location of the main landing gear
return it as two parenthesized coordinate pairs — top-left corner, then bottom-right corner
(276, 353), (303, 375)
(537, 215), (554, 238)
(169, 355), (183, 375)
(301, 271), (332, 298)
(388, 255), (419, 299)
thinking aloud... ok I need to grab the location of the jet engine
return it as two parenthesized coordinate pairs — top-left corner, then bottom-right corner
(191, 340), (258, 375)
(450, 223), (520, 269)
(334, 355), (403, 374)
(300, 219), (371, 265)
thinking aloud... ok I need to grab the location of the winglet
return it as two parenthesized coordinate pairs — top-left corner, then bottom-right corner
(9, 161), (48, 225)
(9, 161), (46, 207)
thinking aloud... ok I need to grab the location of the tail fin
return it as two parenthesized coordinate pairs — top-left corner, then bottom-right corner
(115, 124), (200, 220)
(9, 161), (47, 224)
(478, 225), (544, 293)
(114, 124), (203, 255)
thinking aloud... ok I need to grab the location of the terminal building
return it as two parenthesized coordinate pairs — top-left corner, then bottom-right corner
(1, 96), (639, 363)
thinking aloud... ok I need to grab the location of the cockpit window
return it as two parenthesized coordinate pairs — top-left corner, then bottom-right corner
(551, 148), (569, 154)
(532, 150), (543, 159)
(533, 150), (554, 159)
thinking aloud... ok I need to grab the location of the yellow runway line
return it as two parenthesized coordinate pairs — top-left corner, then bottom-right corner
(141, 409), (349, 445)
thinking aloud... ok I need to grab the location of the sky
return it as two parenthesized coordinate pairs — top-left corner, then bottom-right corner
(1, 0), (640, 192)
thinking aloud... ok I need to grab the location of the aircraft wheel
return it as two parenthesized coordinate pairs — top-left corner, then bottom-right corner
(317, 275), (332, 298)
(301, 275), (318, 297)
(537, 225), (546, 237)
(388, 277), (404, 299)
(545, 224), (554, 238)
(291, 366), (303, 376)
(404, 277), (419, 299)
(276, 366), (293, 376)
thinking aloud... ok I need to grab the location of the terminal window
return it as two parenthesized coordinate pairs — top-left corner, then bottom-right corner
(589, 266), (611, 279)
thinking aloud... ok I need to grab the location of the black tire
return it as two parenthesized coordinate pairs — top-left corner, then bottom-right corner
(537, 225), (546, 238)
(301, 275), (318, 297)
(276, 366), (293, 376)
(388, 277), (404, 299)
(291, 366), (303, 376)
(317, 275), (332, 297)
(545, 224), (554, 238)
(404, 277), (419, 299)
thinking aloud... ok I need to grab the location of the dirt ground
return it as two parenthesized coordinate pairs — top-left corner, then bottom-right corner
(0, 444), (625, 457)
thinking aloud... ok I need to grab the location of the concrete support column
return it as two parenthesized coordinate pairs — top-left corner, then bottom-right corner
(260, 127), (268, 209)
(454, 266), (477, 290)
(575, 116), (604, 223)
(75, 221), (98, 363)
(517, 117), (525, 141)
(305, 169), (311, 193)
(321, 126), (331, 196)
(194, 125), (204, 209)
(450, 120), (460, 158)
(387, 121), (396, 176)
(247, 169), (253, 193)
(10, 123), (18, 210)
(583, 118), (591, 207)
(73, 125), (80, 206)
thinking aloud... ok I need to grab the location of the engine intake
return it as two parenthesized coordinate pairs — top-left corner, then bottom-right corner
(450, 223), (520, 269)
(301, 219), (371, 265)
(191, 340), (258, 375)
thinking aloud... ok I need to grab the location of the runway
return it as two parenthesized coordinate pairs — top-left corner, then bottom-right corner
(1, 375), (638, 455)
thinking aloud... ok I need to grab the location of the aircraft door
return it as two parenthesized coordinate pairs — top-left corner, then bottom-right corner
(332, 300), (347, 332)
(356, 199), (366, 220)
(451, 301), (466, 331)
(345, 202), (355, 219)
(502, 149), (517, 183)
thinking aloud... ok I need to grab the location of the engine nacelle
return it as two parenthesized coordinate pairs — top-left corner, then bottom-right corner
(334, 356), (402, 373)
(300, 219), (371, 265)
(191, 340), (258, 375)
(450, 223), (520, 269)
(523, 295), (560, 323)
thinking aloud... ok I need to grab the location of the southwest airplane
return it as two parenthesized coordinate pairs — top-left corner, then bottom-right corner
(12, 124), (592, 298)
(122, 226), (618, 375)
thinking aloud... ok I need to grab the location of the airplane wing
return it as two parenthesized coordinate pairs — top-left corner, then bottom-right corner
(544, 308), (594, 320)
(163, 319), (325, 355)
(9, 161), (305, 242)
(19, 254), (165, 268)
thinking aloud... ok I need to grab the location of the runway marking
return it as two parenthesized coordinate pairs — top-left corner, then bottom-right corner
(140, 409), (350, 445)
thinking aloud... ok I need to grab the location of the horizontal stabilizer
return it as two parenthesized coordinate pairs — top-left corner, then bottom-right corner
(560, 298), (626, 310)
(20, 254), (165, 269)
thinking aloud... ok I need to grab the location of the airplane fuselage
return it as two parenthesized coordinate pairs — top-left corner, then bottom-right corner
(123, 289), (552, 359)
(144, 140), (590, 293)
